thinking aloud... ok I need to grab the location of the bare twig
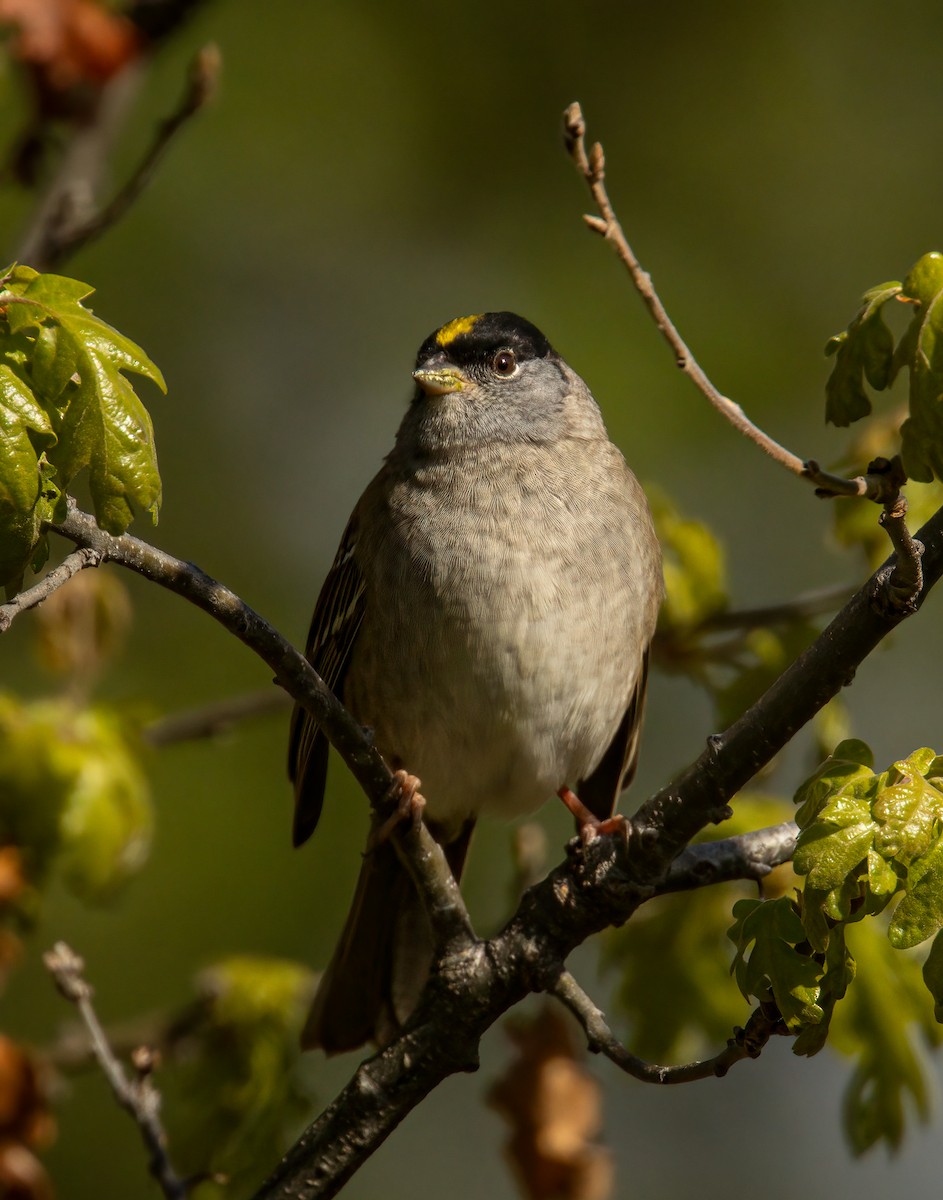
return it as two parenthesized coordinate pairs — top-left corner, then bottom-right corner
(562, 103), (914, 505)
(552, 971), (785, 1084)
(15, 42), (217, 272)
(563, 102), (805, 478)
(43, 942), (187, 1200)
(880, 493), (924, 612)
(143, 688), (291, 746)
(15, 61), (146, 270)
(0, 547), (102, 632)
(39, 45), (221, 268)
(690, 582), (855, 635)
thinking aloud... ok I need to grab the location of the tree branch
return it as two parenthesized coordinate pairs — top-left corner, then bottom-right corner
(19, 498), (941, 1198)
(254, 500), (943, 1197)
(658, 822), (798, 894)
(880, 492), (924, 612)
(552, 971), (786, 1084)
(37, 44), (220, 269)
(625, 500), (943, 883)
(43, 942), (187, 1200)
(0, 547), (102, 632)
(14, 36), (216, 272)
(143, 688), (291, 747)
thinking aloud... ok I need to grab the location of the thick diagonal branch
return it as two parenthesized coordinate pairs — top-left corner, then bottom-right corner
(256, 503), (943, 1198)
(35, 499), (943, 1198)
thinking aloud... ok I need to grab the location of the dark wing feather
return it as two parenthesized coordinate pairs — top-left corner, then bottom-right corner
(576, 648), (651, 821)
(288, 516), (366, 847)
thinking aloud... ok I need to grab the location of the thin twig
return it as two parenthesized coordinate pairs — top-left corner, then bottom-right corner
(562, 103), (912, 505)
(552, 971), (785, 1084)
(395, 809), (477, 956)
(563, 102), (805, 478)
(43, 942), (188, 1200)
(0, 547), (102, 632)
(40, 45), (220, 268)
(15, 61), (146, 270)
(15, 42), (217, 272)
(691, 582), (855, 634)
(143, 687), (290, 746)
(880, 493), (925, 612)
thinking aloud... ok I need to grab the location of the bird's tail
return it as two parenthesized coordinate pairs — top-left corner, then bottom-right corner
(301, 822), (474, 1054)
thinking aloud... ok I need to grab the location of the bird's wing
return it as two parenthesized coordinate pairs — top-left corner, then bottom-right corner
(288, 515), (366, 847)
(576, 647), (651, 820)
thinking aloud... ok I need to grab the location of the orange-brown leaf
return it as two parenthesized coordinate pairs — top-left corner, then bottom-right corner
(489, 1006), (613, 1200)
(0, 0), (142, 91)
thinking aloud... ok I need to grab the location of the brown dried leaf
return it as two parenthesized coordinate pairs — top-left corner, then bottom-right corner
(0, 1037), (54, 1150)
(0, 847), (27, 908)
(0, 0), (142, 90)
(0, 1141), (54, 1200)
(489, 1006), (613, 1200)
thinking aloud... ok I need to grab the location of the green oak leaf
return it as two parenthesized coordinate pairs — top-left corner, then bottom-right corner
(793, 924), (855, 1056)
(825, 281), (901, 426)
(0, 264), (165, 587)
(895, 252), (943, 481)
(921, 930), (943, 1021)
(794, 738), (875, 827)
(795, 741), (943, 959)
(830, 922), (940, 1153)
(728, 896), (824, 1030)
(888, 834), (943, 949)
(650, 487), (728, 632)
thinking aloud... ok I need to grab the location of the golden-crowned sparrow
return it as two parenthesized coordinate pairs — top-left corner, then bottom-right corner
(289, 312), (663, 1053)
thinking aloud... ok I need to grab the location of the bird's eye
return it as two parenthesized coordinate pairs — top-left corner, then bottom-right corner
(492, 349), (517, 377)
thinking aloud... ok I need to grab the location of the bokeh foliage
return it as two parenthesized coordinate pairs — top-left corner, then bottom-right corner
(5, 4), (943, 1200)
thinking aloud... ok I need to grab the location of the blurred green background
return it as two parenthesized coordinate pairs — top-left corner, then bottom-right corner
(4, 0), (943, 1195)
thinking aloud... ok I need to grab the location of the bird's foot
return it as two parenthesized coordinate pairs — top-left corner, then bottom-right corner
(368, 769), (426, 849)
(557, 786), (628, 844)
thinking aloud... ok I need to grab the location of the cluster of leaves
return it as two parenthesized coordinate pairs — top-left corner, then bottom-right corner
(0, 693), (152, 904)
(729, 740), (943, 1151)
(604, 796), (799, 1068)
(0, 564), (147, 910)
(651, 490), (822, 727)
(164, 957), (318, 1195)
(829, 407), (943, 566)
(825, 251), (943, 483)
(0, 263), (164, 593)
(0, 268), (328, 1194)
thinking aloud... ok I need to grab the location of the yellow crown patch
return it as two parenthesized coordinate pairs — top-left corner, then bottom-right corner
(435, 314), (482, 346)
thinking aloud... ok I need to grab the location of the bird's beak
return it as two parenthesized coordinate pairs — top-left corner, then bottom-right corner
(412, 366), (466, 396)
